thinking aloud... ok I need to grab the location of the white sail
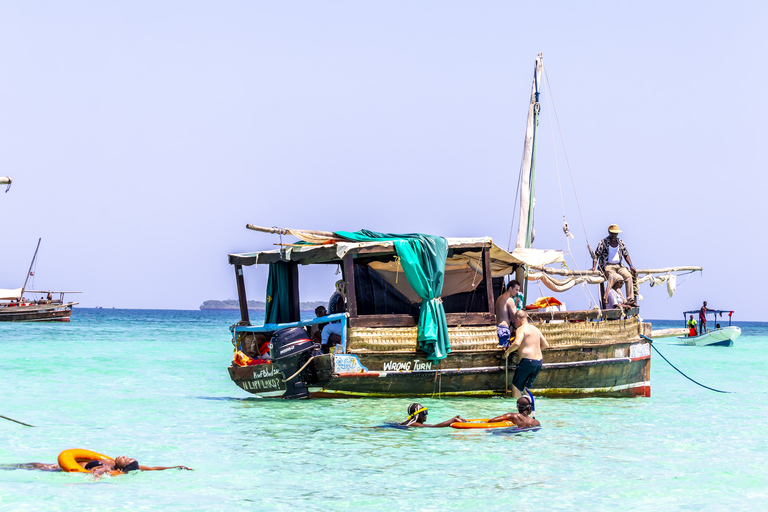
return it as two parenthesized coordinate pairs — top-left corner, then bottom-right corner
(515, 53), (544, 250)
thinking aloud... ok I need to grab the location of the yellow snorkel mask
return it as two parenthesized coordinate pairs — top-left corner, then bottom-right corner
(406, 407), (428, 420)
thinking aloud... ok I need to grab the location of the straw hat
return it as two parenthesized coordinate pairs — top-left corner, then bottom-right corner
(608, 224), (622, 234)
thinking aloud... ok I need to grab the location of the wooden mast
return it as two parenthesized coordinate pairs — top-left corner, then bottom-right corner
(19, 238), (41, 301)
(514, 53), (544, 302)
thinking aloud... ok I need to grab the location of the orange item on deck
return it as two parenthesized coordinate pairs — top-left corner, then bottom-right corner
(525, 297), (563, 310)
(689, 328), (697, 337)
(233, 350), (258, 367)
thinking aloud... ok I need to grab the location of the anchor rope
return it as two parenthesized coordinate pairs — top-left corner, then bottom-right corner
(640, 335), (732, 393)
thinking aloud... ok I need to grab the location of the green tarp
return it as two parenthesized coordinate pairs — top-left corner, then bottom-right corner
(264, 262), (293, 324)
(335, 230), (450, 363)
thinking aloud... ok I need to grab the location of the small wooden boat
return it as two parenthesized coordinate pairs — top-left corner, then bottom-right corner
(677, 309), (740, 347)
(0, 239), (80, 322)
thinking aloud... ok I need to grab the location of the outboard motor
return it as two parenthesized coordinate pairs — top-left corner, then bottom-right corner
(269, 327), (317, 399)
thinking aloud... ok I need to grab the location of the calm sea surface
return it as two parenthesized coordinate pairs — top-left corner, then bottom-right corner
(1, 309), (766, 511)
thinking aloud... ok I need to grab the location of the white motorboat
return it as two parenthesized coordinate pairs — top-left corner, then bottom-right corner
(677, 309), (740, 347)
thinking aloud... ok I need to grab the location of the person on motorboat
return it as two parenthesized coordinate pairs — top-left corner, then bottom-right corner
(591, 224), (637, 307)
(699, 301), (710, 334)
(486, 396), (540, 428)
(399, 403), (466, 427)
(686, 315), (698, 337)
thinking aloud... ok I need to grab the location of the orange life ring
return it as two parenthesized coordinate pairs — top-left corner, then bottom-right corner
(57, 449), (114, 473)
(450, 419), (516, 429)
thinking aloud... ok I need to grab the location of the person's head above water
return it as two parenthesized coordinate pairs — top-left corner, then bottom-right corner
(402, 403), (428, 426)
(114, 456), (140, 473)
(516, 396), (533, 415)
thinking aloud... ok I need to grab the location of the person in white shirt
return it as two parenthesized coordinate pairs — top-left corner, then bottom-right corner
(606, 280), (626, 309)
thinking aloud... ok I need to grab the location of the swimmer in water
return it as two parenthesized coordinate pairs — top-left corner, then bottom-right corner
(486, 396), (540, 428)
(8, 455), (192, 475)
(399, 403), (466, 427)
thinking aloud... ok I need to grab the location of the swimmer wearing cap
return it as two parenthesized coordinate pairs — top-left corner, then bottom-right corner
(486, 396), (540, 428)
(399, 403), (466, 428)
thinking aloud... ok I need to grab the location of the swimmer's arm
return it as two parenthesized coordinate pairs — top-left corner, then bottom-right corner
(138, 465), (194, 471)
(486, 413), (513, 423)
(421, 415), (466, 428)
(540, 332), (550, 350)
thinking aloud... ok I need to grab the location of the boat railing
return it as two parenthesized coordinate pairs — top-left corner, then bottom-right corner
(231, 313), (349, 354)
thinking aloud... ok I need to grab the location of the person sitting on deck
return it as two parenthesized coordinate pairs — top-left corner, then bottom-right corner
(486, 396), (540, 428)
(687, 315), (698, 337)
(606, 280), (626, 310)
(309, 305), (328, 345)
(321, 280), (347, 350)
(591, 224), (637, 307)
(495, 280), (521, 347)
(399, 403), (466, 428)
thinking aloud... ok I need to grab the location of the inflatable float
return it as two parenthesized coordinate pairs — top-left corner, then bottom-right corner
(57, 449), (114, 473)
(450, 419), (516, 429)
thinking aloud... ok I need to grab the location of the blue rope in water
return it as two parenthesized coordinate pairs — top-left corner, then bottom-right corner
(640, 334), (731, 393)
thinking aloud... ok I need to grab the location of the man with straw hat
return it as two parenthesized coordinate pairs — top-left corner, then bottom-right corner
(591, 224), (637, 307)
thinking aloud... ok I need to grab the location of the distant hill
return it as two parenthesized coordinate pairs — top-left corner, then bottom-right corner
(200, 299), (327, 311)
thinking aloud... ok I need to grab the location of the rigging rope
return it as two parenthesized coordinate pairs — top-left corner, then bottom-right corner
(543, 64), (591, 246)
(640, 335), (732, 393)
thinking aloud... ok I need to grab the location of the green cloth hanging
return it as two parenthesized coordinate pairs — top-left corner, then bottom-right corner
(334, 230), (450, 362)
(264, 262), (293, 324)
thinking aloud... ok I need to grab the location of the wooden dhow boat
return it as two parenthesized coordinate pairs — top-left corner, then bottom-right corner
(226, 229), (678, 398)
(225, 54), (700, 399)
(0, 238), (79, 322)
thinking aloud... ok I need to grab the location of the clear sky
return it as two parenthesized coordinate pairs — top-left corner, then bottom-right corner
(1, 1), (765, 320)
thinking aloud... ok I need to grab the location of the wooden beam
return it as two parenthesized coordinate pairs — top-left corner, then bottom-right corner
(482, 247), (496, 321)
(234, 264), (250, 325)
(634, 266), (702, 274)
(343, 253), (358, 319)
(529, 266), (602, 277)
(288, 262), (301, 322)
(527, 307), (639, 323)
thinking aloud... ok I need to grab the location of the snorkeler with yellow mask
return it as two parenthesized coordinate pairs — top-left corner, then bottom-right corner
(399, 403), (466, 428)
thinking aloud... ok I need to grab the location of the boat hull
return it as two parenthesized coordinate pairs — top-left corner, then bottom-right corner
(676, 326), (740, 347)
(228, 340), (651, 399)
(0, 302), (76, 322)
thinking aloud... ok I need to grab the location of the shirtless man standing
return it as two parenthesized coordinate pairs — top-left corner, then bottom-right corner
(506, 310), (549, 398)
(495, 280), (520, 348)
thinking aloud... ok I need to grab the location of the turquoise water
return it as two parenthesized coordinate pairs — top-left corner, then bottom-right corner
(1, 310), (766, 511)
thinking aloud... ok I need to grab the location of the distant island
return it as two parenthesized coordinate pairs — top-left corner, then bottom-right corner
(200, 299), (327, 311)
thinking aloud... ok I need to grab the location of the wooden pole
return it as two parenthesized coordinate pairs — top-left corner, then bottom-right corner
(234, 264), (250, 325)
(482, 248), (496, 321)
(343, 253), (358, 319)
(246, 224), (336, 238)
